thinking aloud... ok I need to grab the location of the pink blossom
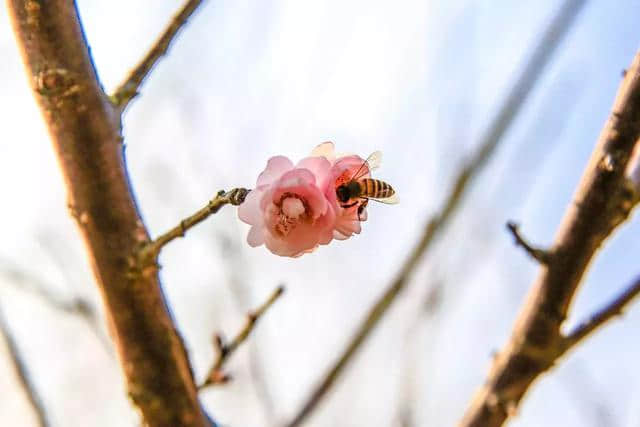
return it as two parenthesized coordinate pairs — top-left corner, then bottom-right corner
(239, 154), (336, 257)
(312, 142), (370, 240)
(239, 142), (372, 257)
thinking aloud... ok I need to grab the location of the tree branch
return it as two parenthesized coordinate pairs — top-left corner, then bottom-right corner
(0, 303), (50, 427)
(199, 286), (285, 389)
(506, 221), (551, 264)
(284, 0), (586, 425)
(7, 2), (209, 425)
(563, 275), (640, 349)
(140, 189), (249, 264)
(110, 0), (206, 109)
(459, 50), (640, 427)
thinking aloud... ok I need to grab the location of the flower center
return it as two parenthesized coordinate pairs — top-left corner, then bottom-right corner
(282, 197), (305, 218)
(274, 194), (309, 236)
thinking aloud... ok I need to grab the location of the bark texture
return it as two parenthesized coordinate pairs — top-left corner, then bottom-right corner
(7, 1), (207, 426)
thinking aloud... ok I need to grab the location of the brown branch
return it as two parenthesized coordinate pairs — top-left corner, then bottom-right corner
(284, 0), (586, 425)
(563, 275), (640, 349)
(110, 0), (206, 109)
(199, 286), (285, 389)
(0, 303), (50, 427)
(140, 189), (249, 264)
(506, 221), (551, 264)
(7, 2), (209, 425)
(459, 50), (640, 427)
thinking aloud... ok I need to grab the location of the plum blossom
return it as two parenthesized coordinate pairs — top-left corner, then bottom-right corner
(239, 142), (369, 257)
(239, 154), (336, 257)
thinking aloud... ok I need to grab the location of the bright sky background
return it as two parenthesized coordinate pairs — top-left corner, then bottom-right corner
(1, 1), (640, 426)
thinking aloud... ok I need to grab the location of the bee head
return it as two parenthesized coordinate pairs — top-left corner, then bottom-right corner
(336, 185), (351, 203)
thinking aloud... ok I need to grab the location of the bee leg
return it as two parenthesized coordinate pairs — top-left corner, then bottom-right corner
(357, 199), (369, 221)
(341, 201), (358, 209)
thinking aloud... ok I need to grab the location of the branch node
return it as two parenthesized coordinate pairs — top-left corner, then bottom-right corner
(506, 221), (551, 264)
(198, 285), (285, 389)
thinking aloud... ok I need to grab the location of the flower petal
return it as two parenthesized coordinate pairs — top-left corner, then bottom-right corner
(335, 217), (361, 236)
(257, 156), (294, 186)
(238, 187), (266, 226)
(358, 207), (368, 222)
(272, 169), (328, 218)
(247, 225), (265, 247)
(297, 156), (332, 190)
(310, 141), (336, 160)
(276, 168), (316, 187)
(331, 155), (369, 186)
(333, 229), (350, 240)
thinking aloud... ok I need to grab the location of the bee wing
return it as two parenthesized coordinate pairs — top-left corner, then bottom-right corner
(367, 193), (399, 205)
(364, 151), (382, 171)
(351, 151), (383, 180)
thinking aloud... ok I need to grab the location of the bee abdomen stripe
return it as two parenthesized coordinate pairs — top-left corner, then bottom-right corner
(364, 179), (372, 195)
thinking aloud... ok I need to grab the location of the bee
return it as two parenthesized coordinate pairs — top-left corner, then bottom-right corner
(335, 151), (398, 220)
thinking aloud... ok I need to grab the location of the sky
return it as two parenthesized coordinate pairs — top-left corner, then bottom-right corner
(1, 1), (640, 426)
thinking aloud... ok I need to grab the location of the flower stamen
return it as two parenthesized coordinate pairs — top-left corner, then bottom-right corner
(274, 194), (311, 237)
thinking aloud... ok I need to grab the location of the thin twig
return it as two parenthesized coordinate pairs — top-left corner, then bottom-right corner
(284, 0), (583, 424)
(506, 221), (551, 264)
(0, 303), (50, 427)
(199, 286), (285, 389)
(563, 275), (640, 349)
(141, 189), (249, 262)
(110, 0), (206, 109)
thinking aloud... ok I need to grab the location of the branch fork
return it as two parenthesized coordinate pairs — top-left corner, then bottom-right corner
(506, 221), (551, 264)
(199, 286), (285, 389)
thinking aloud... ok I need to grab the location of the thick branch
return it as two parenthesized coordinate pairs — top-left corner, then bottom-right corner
(110, 0), (205, 109)
(285, 1), (585, 425)
(7, 2), (208, 425)
(459, 50), (640, 427)
(563, 275), (640, 349)
(0, 304), (49, 427)
(199, 286), (285, 389)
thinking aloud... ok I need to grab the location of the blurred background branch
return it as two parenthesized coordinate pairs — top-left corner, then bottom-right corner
(285, 0), (587, 425)
(199, 285), (284, 389)
(0, 303), (50, 427)
(0, 258), (111, 354)
(217, 232), (278, 423)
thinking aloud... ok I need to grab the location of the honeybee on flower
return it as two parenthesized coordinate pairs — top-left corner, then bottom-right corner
(238, 142), (397, 257)
(334, 151), (398, 219)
